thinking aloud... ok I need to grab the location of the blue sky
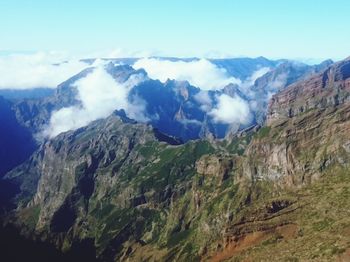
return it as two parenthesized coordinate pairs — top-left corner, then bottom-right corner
(0, 0), (349, 59)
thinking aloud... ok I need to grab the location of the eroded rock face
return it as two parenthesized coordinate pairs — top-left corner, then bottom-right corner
(3, 111), (220, 260)
(244, 104), (350, 187)
(250, 59), (332, 125)
(267, 59), (350, 124)
(196, 155), (233, 182)
(30, 115), (161, 230)
(240, 59), (350, 188)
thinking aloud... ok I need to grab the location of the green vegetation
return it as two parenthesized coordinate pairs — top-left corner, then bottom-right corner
(133, 140), (214, 192)
(10, 103), (350, 262)
(255, 126), (271, 139)
(226, 132), (253, 155)
(167, 229), (193, 247)
(228, 166), (350, 261)
(21, 205), (41, 229)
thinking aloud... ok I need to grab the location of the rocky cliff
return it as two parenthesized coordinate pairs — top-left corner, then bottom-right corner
(267, 58), (350, 123)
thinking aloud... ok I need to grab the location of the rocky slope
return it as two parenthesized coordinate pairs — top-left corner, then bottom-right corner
(267, 58), (350, 123)
(219, 58), (350, 261)
(2, 111), (220, 261)
(251, 59), (333, 125)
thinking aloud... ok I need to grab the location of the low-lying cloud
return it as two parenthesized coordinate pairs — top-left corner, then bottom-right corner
(2, 53), (276, 137)
(209, 94), (252, 125)
(133, 58), (241, 90)
(194, 90), (213, 112)
(193, 67), (273, 127)
(43, 66), (146, 138)
(269, 73), (288, 90)
(246, 67), (270, 87)
(0, 52), (88, 89)
(238, 67), (271, 98)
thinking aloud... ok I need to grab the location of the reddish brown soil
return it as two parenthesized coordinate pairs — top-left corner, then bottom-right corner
(208, 224), (298, 262)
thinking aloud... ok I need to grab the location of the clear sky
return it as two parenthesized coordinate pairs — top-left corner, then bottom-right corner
(0, 0), (349, 60)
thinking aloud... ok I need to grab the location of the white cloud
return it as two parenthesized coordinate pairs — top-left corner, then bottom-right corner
(133, 58), (241, 90)
(240, 67), (270, 92)
(0, 52), (89, 89)
(249, 67), (271, 84)
(42, 66), (146, 138)
(269, 73), (288, 90)
(209, 94), (252, 125)
(194, 90), (213, 112)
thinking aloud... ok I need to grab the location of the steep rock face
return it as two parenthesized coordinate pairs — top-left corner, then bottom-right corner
(267, 59), (350, 124)
(0, 96), (36, 177)
(251, 60), (333, 125)
(196, 154), (233, 182)
(4, 112), (225, 260)
(241, 60), (350, 188)
(206, 59), (350, 261)
(243, 105), (350, 188)
(8, 114), (164, 229)
(253, 59), (333, 95)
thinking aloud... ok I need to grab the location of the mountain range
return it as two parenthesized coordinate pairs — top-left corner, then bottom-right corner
(1, 56), (350, 261)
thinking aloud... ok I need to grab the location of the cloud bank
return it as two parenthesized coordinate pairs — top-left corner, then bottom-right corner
(43, 66), (146, 138)
(209, 94), (252, 125)
(194, 90), (213, 112)
(133, 58), (241, 90)
(8, 53), (274, 138)
(0, 52), (88, 89)
(246, 67), (270, 86)
(193, 67), (272, 126)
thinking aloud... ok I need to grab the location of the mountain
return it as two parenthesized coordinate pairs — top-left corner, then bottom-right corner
(250, 59), (333, 124)
(82, 56), (279, 81)
(0, 96), (36, 177)
(268, 57), (350, 122)
(0, 88), (54, 100)
(210, 56), (279, 80)
(4, 58), (333, 144)
(1, 57), (350, 261)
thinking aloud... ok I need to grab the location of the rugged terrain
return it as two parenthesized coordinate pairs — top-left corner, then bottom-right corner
(1, 57), (350, 261)
(1, 57), (330, 179)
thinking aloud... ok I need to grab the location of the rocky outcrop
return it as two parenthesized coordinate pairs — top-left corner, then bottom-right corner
(196, 155), (233, 182)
